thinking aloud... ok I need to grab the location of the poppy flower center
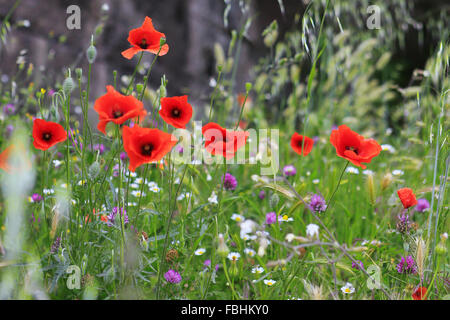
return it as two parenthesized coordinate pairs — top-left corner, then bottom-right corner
(42, 132), (52, 141)
(141, 143), (154, 156)
(345, 146), (359, 155)
(139, 39), (148, 49)
(113, 110), (123, 118)
(171, 108), (181, 118)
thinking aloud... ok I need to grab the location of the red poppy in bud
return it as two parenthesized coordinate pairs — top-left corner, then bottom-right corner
(202, 122), (249, 159)
(397, 188), (418, 209)
(290, 133), (314, 156)
(330, 125), (381, 169)
(94, 85), (147, 134)
(122, 125), (177, 172)
(32, 119), (67, 151)
(121, 16), (169, 59)
(412, 287), (427, 300)
(159, 95), (193, 129)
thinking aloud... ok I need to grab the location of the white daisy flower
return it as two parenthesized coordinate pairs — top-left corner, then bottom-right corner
(264, 279), (277, 286)
(208, 191), (218, 204)
(134, 178), (144, 184)
(278, 214), (293, 222)
(231, 213), (245, 222)
(251, 266), (264, 274)
(43, 188), (55, 195)
(150, 185), (161, 193)
(148, 181), (157, 188)
(381, 144), (396, 153)
(206, 174), (212, 181)
(345, 167), (359, 174)
(241, 234), (257, 241)
(392, 169), (404, 176)
(131, 190), (145, 197)
(130, 183), (139, 189)
(306, 224), (319, 238)
(244, 248), (256, 257)
(52, 160), (63, 168)
(362, 170), (374, 175)
(341, 282), (355, 294)
(227, 252), (240, 262)
(312, 179), (320, 184)
(194, 248), (206, 256)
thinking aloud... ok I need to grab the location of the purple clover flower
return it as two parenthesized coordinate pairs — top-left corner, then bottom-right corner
(222, 173), (237, 191)
(120, 152), (128, 162)
(3, 103), (15, 115)
(204, 259), (219, 271)
(352, 260), (364, 270)
(309, 194), (327, 213)
(106, 207), (128, 227)
(283, 164), (297, 176)
(93, 144), (105, 155)
(415, 198), (430, 213)
(258, 190), (266, 200)
(397, 256), (417, 274)
(31, 193), (43, 203)
(265, 212), (277, 225)
(164, 269), (182, 283)
(396, 212), (411, 234)
(51, 237), (61, 254)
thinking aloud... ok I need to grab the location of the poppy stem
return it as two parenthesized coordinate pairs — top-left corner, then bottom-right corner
(156, 164), (189, 299)
(125, 52), (144, 95)
(138, 46), (163, 102)
(325, 161), (349, 212)
(134, 163), (149, 226)
(234, 89), (249, 131)
(208, 68), (222, 122)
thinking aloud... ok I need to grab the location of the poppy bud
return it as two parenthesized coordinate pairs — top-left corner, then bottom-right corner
(63, 71), (75, 96)
(88, 161), (100, 179)
(217, 233), (229, 258)
(159, 37), (166, 48)
(136, 84), (144, 96)
(75, 68), (82, 79)
(245, 82), (252, 92)
(269, 193), (279, 208)
(87, 36), (97, 64)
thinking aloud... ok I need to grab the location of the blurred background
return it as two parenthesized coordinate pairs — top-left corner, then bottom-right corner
(0, 0), (448, 124)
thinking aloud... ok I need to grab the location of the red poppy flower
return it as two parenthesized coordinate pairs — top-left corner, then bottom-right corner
(122, 125), (178, 172)
(121, 16), (169, 59)
(94, 85), (147, 134)
(412, 287), (427, 300)
(330, 125), (381, 169)
(290, 133), (314, 156)
(202, 122), (249, 159)
(397, 188), (418, 209)
(32, 119), (67, 150)
(159, 95), (193, 129)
